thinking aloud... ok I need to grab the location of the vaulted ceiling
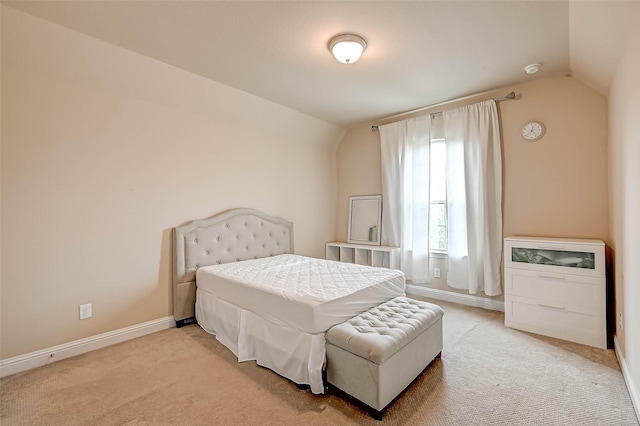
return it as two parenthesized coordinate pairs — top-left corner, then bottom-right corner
(4, 1), (639, 127)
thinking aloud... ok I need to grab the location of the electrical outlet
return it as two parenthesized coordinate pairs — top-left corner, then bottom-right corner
(79, 303), (92, 320)
(619, 312), (624, 331)
(434, 268), (441, 278)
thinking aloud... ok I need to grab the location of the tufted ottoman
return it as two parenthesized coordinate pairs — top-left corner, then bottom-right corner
(325, 296), (444, 418)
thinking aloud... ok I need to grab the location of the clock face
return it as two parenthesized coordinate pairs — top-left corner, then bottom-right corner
(522, 121), (545, 141)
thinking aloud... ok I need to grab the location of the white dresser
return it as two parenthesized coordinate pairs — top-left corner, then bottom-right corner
(504, 236), (606, 349)
(326, 242), (400, 270)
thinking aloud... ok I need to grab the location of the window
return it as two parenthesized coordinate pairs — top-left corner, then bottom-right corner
(429, 138), (447, 251)
(429, 114), (447, 252)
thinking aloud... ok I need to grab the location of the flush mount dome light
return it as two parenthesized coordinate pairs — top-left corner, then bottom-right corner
(328, 34), (367, 64)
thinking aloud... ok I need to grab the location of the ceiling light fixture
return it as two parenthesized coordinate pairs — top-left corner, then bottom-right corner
(328, 34), (367, 64)
(524, 63), (541, 74)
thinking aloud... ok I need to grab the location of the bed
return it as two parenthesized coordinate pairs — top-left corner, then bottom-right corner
(172, 208), (406, 393)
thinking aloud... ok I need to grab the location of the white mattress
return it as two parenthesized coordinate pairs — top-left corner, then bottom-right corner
(195, 254), (406, 334)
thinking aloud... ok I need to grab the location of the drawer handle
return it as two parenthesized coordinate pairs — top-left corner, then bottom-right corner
(537, 274), (566, 280)
(537, 302), (566, 310)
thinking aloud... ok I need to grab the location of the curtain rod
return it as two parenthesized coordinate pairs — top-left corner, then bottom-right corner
(371, 91), (516, 132)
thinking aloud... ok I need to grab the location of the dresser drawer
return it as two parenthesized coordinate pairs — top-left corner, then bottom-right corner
(505, 237), (605, 278)
(505, 268), (604, 313)
(505, 294), (606, 349)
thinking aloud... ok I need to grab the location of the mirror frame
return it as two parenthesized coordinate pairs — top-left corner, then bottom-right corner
(347, 195), (382, 246)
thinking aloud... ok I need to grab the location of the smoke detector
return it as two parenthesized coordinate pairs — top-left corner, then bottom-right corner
(524, 63), (541, 75)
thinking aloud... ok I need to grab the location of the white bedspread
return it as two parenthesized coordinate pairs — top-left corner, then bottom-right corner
(195, 254), (405, 393)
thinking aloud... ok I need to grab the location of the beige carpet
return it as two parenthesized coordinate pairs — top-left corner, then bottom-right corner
(1, 298), (638, 425)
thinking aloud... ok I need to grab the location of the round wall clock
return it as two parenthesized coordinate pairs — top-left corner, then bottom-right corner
(522, 121), (546, 141)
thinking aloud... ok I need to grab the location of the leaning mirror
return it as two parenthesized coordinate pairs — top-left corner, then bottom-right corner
(348, 195), (382, 246)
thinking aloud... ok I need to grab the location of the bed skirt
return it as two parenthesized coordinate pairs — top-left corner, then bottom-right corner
(195, 288), (327, 394)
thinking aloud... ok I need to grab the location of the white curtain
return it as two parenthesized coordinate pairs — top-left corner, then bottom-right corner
(379, 116), (431, 283)
(443, 100), (502, 296)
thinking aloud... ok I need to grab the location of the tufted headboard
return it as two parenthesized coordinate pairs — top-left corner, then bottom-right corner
(172, 208), (294, 326)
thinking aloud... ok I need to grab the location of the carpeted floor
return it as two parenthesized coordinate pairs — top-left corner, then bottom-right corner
(1, 297), (638, 425)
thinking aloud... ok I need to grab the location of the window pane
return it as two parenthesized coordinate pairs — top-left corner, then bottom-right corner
(429, 137), (447, 252)
(430, 140), (446, 201)
(429, 202), (447, 250)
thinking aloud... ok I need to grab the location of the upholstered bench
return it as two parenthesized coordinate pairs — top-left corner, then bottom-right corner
(325, 296), (444, 419)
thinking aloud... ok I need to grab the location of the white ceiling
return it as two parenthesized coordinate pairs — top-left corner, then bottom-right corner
(4, 1), (639, 128)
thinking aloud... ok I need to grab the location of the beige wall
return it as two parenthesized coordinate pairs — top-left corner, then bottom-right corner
(608, 5), (640, 410)
(337, 76), (609, 296)
(335, 124), (382, 241)
(501, 77), (608, 240)
(0, 7), (344, 359)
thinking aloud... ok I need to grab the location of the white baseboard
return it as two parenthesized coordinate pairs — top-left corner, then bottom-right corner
(407, 285), (505, 312)
(614, 335), (640, 422)
(0, 316), (176, 378)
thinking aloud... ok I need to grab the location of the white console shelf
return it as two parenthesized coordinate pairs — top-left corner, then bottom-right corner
(326, 242), (400, 270)
(504, 236), (606, 349)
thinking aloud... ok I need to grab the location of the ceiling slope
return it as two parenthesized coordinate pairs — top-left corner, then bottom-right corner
(3, 1), (637, 127)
